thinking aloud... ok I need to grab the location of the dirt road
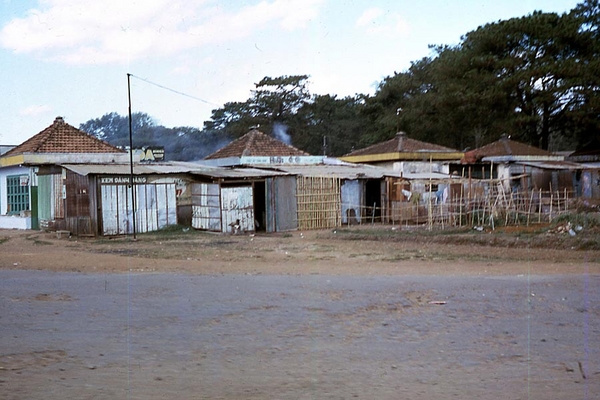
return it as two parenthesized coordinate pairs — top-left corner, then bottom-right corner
(0, 227), (599, 399)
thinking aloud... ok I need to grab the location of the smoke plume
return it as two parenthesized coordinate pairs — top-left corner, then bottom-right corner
(272, 122), (291, 145)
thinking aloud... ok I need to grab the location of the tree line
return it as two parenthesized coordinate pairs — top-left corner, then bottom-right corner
(81, 0), (599, 161)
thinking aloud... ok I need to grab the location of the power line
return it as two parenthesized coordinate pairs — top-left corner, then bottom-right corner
(128, 73), (221, 107)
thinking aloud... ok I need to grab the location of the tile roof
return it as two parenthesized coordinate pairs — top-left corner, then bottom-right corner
(345, 132), (458, 156)
(2, 116), (124, 157)
(463, 136), (550, 163)
(204, 129), (309, 160)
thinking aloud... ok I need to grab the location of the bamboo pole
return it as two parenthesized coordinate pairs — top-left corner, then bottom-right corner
(548, 192), (554, 222)
(527, 190), (534, 226)
(538, 189), (542, 224)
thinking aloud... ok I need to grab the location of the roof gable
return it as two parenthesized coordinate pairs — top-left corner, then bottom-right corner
(3, 117), (124, 157)
(345, 132), (458, 157)
(463, 136), (550, 163)
(204, 129), (309, 160)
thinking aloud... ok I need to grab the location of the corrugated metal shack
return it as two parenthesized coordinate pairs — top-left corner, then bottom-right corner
(41, 163), (186, 236)
(47, 162), (289, 236)
(186, 166), (291, 234)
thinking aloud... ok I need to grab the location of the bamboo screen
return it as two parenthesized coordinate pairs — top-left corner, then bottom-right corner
(296, 176), (342, 230)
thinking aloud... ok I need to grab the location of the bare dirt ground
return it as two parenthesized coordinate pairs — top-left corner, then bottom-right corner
(1, 224), (599, 399)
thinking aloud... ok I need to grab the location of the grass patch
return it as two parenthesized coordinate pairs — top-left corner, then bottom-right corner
(0, 237), (9, 245)
(552, 212), (600, 229)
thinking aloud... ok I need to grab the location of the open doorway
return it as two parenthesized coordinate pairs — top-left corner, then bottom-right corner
(253, 181), (266, 232)
(365, 180), (382, 222)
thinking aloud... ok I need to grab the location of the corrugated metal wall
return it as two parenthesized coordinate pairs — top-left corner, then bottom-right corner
(100, 183), (177, 235)
(220, 186), (254, 233)
(191, 183), (221, 231)
(268, 176), (297, 232)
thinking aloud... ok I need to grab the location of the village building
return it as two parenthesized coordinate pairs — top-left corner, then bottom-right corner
(0, 118), (292, 236)
(336, 131), (465, 221)
(201, 129), (409, 229)
(57, 162), (285, 236)
(458, 135), (589, 195)
(339, 131), (463, 175)
(0, 117), (130, 231)
(567, 142), (600, 199)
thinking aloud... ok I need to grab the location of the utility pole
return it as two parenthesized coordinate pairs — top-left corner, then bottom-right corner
(127, 73), (137, 240)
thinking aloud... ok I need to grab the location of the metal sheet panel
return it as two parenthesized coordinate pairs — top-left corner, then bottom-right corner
(61, 162), (286, 179)
(191, 183), (221, 231)
(101, 185), (131, 235)
(220, 186), (254, 233)
(101, 183), (177, 235)
(274, 176), (297, 232)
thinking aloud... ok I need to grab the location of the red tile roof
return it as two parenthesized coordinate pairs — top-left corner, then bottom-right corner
(463, 136), (550, 163)
(345, 132), (457, 157)
(204, 129), (309, 160)
(3, 116), (124, 157)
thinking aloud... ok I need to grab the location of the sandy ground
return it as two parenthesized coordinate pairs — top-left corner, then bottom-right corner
(0, 226), (599, 399)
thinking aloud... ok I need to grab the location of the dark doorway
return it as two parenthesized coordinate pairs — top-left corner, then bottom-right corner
(253, 181), (266, 232)
(365, 180), (382, 222)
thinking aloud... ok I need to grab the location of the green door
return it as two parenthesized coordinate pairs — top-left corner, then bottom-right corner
(30, 186), (39, 230)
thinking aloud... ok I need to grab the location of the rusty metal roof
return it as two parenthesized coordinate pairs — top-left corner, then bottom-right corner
(255, 163), (402, 180)
(60, 162), (287, 179)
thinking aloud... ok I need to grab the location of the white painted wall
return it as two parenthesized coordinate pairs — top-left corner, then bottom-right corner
(393, 161), (448, 174)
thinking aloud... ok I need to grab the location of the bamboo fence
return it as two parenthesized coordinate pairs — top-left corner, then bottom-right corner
(357, 186), (574, 230)
(296, 176), (342, 230)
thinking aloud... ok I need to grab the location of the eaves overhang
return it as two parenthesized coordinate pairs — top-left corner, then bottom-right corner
(0, 154), (25, 167)
(481, 155), (564, 163)
(339, 152), (464, 164)
(1, 152), (134, 167)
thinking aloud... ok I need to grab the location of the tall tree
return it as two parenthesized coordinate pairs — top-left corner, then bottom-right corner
(203, 75), (311, 146)
(296, 94), (367, 156)
(80, 112), (156, 148)
(366, 3), (599, 151)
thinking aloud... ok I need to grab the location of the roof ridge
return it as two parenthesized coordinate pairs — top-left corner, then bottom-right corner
(243, 130), (258, 156)
(502, 138), (512, 155)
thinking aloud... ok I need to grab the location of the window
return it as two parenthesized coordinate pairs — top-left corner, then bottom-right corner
(7, 175), (29, 215)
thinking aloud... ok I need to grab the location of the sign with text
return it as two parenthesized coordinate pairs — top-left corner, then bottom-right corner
(130, 147), (165, 162)
(100, 176), (148, 185)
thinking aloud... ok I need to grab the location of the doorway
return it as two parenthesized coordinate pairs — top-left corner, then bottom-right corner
(253, 181), (266, 232)
(365, 180), (382, 222)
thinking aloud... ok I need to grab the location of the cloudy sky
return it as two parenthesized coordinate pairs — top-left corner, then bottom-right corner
(0, 0), (581, 145)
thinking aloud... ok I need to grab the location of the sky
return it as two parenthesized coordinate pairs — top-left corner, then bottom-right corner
(0, 0), (583, 146)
